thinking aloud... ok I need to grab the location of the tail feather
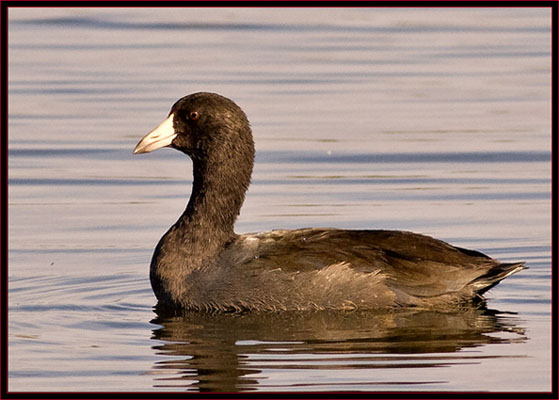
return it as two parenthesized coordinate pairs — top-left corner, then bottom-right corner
(472, 262), (527, 295)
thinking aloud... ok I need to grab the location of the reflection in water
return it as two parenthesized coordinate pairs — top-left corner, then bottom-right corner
(149, 306), (526, 392)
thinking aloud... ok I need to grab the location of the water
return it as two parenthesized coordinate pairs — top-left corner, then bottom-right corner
(7, 7), (552, 393)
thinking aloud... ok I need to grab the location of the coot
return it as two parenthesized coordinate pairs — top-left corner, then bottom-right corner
(134, 92), (525, 312)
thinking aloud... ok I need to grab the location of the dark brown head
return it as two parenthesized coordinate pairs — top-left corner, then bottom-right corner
(134, 92), (254, 165)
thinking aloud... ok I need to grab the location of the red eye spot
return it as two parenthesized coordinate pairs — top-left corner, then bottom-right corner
(189, 112), (199, 121)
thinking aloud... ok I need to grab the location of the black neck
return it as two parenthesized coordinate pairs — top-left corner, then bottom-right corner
(173, 149), (253, 257)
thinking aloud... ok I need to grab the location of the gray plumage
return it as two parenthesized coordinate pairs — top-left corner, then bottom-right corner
(134, 92), (525, 312)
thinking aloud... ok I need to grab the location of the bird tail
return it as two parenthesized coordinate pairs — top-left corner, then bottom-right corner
(471, 262), (527, 295)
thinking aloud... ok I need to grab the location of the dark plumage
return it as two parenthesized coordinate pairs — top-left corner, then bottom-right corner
(134, 92), (525, 312)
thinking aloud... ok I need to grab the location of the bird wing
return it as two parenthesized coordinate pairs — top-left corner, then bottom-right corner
(230, 228), (499, 298)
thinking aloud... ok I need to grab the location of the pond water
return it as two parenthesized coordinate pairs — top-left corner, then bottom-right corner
(7, 7), (552, 393)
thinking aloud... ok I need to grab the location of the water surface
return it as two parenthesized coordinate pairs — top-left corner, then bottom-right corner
(7, 7), (552, 393)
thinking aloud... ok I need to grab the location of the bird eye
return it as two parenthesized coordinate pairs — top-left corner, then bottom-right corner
(189, 111), (200, 121)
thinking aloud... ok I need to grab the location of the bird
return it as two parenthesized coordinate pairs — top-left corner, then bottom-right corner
(133, 92), (525, 312)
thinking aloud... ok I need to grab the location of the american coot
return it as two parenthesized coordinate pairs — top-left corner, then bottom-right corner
(134, 92), (525, 312)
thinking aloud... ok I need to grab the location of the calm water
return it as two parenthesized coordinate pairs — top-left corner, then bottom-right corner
(7, 7), (552, 393)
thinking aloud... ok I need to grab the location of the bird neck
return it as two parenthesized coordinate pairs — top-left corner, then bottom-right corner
(175, 154), (252, 252)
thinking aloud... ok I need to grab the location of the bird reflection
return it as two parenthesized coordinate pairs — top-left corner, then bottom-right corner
(149, 305), (525, 392)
